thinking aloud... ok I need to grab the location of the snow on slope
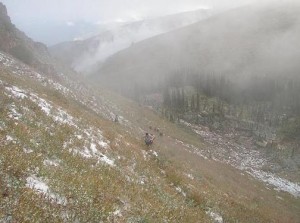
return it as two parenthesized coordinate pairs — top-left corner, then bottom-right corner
(0, 49), (152, 185)
(2, 81), (114, 166)
(1, 47), (298, 221)
(180, 120), (300, 198)
(26, 176), (67, 205)
(0, 51), (133, 128)
(0, 52), (133, 219)
(1, 51), (185, 221)
(5, 50), (298, 198)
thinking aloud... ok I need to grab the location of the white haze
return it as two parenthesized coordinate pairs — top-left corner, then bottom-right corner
(85, 0), (300, 96)
(2, 0), (296, 74)
(73, 10), (212, 73)
(2, 0), (266, 45)
(1, 0), (263, 23)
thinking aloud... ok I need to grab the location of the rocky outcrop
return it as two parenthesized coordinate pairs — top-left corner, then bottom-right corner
(0, 2), (57, 77)
(0, 2), (10, 23)
(0, 3), (18, 51)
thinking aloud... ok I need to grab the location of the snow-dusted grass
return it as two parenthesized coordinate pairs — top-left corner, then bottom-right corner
(5, 86), (27, 99)
(248, 169), (300, 198)
(0, 75), (212, 223)
(1, 50), (299, 222)
(3, 83), (78, 127)
(206, 209), (223, 223)
(26, 176), (67, 205)
(180, 120), (300, 198)
(8, 104), (22, 120)
(43, 159), (61, 167)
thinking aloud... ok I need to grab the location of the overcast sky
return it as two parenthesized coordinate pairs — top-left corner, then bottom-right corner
(1, 0), (261, 24)
(1, 0), (269, 45)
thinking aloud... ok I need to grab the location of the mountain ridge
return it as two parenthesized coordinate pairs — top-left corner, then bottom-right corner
(92, 1), (300, 94)
(50, 8), (212, 73)
(0, 2), (56, 75)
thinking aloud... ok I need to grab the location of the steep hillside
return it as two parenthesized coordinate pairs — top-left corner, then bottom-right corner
(1, 2), (300, 222)
(1, 49), (300, 222)
(50, 8), (211, 73)
(93, 1), (300, 93)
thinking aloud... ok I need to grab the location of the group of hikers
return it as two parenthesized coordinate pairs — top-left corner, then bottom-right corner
(144, 126), (163, 146)
(144, 132), (155, 146)
(113, 114), (158, 147)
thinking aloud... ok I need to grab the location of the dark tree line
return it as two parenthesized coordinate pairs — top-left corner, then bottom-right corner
(163, 71), (300, 115)
(160, 70), (300, 140)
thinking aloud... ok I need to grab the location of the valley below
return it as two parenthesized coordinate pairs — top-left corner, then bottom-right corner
(1, 1), (300, 222)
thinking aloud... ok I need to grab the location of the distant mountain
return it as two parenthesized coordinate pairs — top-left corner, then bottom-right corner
(0, 2), (84, 81)
(92, 1), (300, 94)
(0, 2), (61, 78)
(50, 8), (212, 73)
(18, 20), (102, 46)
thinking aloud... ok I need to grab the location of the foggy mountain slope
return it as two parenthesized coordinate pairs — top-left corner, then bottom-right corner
(49, 8), (212, 73)
(2, 51), (299, 223)
(1, 48), (300, 222)
(0, 51), (210, 222)
(92, 1), (300, 92)
(0, 2), (57, 76)
(1, 3), (300, 222)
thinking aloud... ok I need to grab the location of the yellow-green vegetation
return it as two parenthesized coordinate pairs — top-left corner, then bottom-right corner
(0, 69), (211, 222)
(1, 62), (300, 223)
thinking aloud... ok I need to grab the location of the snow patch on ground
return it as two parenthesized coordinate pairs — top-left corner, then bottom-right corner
(248, 169), (300, 197)
(48, 80), (70, 95)
(3, 83), (117, 168)
(5, 86), (27, 99)
(6, 135), (14, 141)
(83, 128), (110, 149)
(113, 209), (122, 217)
(74, 147), (92, 158)
(98, 140), (109, 148)
(186, 173), (195, 180)
(0, 52), (73, 98)
(98, 154), (115, 166)
(150, 150), (158, 157)
(53, 108), (76, 126)
(175, 186), (187, 197)
(26, 176), (67, 205)
(30, 93), (52, 115)
(65, 127), (112, 166)
(4, 84), (78, 128)
(8, 104), (22, 120)
(30, 93), (78, 127)
(5, 135), (17, 144)
(72, 145), (114, 167)
(43, 159), (61, 167)
(90, 143), (98, 154)
(76, 134), (82, 140)
(180, 120), (300, 198)
(142, 150), (149, 161)
(206, 209), (223, 223)
(1, 52), (126, 128)
(23, 147), (34, 154)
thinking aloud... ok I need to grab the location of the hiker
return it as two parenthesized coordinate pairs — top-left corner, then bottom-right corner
(114, 115), (119, 123)
(144, 133), (155, 146)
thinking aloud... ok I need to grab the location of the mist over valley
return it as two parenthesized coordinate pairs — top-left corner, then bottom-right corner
(0, 0), (300, 222)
